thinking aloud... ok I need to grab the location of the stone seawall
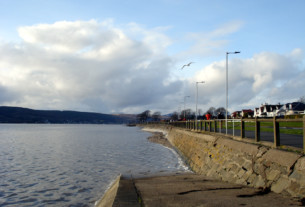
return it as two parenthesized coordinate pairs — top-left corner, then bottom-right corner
(143, 125), (305, 199)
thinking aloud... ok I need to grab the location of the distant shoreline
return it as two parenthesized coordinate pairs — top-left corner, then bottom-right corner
(0, 106), (135, 124)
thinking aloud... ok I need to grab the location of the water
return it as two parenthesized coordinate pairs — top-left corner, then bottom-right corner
(0, 124), (189, 207)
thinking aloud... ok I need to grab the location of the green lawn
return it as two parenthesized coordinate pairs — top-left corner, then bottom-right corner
(219, 121), (303, 135)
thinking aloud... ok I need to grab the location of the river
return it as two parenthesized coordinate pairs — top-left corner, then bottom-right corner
(0, 124), (189, 207)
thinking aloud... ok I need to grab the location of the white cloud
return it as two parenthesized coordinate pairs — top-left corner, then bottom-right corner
(186, 49), (305, 113)
(126, 22), (172, 54)
(0, 20), (180, 113)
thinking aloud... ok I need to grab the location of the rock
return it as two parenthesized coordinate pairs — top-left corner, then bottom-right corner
(295, 157), (305, 171)
(271, 176), (291, 193)
(266, 169), (281, 181)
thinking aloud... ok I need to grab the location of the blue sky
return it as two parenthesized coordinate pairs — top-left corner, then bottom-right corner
(0, 0), (304, 114)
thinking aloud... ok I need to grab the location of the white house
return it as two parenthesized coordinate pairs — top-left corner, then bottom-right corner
(254, 103), (283, 117)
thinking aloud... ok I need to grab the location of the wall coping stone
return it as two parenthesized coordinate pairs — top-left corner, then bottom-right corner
(262, 149), (301, 169)
(294, 156), (305, 171)
(174, 129), (217, 143)
(216, 137), (259, 156)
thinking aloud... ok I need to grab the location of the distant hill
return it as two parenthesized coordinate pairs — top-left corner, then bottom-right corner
(0, 106), (136, 124)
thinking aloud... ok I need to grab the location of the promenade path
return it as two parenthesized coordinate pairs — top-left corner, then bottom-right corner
(112, 173), (302, 207)
(220, 128), (302, 148)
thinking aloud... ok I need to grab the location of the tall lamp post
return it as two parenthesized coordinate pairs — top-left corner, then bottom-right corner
(196, 81), (205, 122)
(184, 96), (190, 120)
(178, 102), (184, 120)
(226, 51), (240, 135)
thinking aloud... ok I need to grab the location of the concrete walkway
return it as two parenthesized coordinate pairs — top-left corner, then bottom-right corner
(112, 173), (302, 207)
(218, 128), (302, 148)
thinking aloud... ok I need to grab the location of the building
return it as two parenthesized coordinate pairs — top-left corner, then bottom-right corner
(277, 102), (305, 116)
(241, 109), (254, 118)
(232, 111), (241, 118)
(254, 103), (283, 117)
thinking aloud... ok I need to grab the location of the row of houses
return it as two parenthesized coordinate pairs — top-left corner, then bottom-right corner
(232, 102), (305, 118)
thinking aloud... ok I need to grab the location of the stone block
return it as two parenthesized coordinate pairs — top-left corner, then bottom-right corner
(271, 176), (291, 194)
(236, 156), (245, 166)
(262, 149), (301, 170)
(263, 160), (272, 167)
(287, 181), (301, 197)
(257, 146), (268, 157)
(254, 163), (267, 179)
(242, 170), (252, 182)
(289, 170), (305, 186)
(298, 186), (305, 196)
(244, 154), (253, 161)
(220, 170), (234, 182)
(235, 178), (247, 185)
(269, 163), (288, 175)
(206, 168), (215, 178)
(247, 174), (257, 184)
(206, 164), (219, 177)
(295, 157), (305, 171)
(242, 160), (252, 171)
(266, 169), (281, 181)
(237, 168), (246, 178)
(230, 163), (241, 174)
(254, 175), (266, 188)
(253, 163), (265, 175)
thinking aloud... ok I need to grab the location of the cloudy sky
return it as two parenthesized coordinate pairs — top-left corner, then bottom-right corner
(0, 0), (304, 115)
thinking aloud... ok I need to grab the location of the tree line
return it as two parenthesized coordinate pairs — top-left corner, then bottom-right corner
(137, 106), (228, 122)
(136, 110), (162, 123)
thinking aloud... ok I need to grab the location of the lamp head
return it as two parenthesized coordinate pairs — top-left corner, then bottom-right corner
(227, 51), (241, 54)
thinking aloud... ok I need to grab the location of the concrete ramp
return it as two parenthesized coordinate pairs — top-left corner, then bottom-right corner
(112, 178), (140, 207)
(95, 175), (121, 207)
(112, 174), (301, 207)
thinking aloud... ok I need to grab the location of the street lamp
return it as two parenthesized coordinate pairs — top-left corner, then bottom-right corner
(178, 102), (184, 120)
(196, 81), (205, 122)
(184, 96), (190, 120)
(226, 51), (240, 135)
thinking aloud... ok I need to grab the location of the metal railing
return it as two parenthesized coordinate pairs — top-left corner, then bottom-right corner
(145, 116), (305, 153)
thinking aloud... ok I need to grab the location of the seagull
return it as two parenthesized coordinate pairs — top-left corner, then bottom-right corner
(181, 62), (194, 69)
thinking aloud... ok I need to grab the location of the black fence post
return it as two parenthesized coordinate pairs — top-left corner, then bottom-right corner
(241, 118), (245, 138)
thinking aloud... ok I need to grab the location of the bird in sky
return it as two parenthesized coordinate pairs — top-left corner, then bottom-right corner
(181, 62), (194, 69)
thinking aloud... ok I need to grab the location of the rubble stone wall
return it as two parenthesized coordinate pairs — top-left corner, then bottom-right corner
(144, 125), (305, 198)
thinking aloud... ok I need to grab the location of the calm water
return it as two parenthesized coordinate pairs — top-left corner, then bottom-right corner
(0, 124), (189, 207)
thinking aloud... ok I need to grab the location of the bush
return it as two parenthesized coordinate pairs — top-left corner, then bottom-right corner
(284, 114), (304, 119)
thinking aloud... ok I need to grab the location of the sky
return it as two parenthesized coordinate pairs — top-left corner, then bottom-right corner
(0, 0), (305, 115)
